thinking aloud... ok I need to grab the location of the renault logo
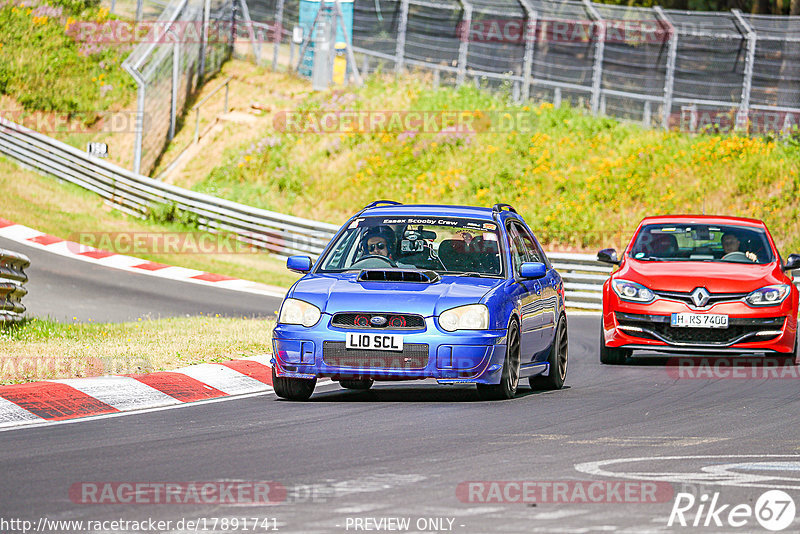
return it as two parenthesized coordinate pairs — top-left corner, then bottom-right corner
(690, 287), (711, 307)
(370, 316), (387, 327)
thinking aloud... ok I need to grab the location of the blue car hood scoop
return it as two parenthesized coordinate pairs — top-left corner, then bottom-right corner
(290, 273), (502, 316)
(358, 269), (440, 283)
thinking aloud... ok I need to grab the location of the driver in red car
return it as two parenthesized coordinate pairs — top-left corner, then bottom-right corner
(722, 232), (757, 262)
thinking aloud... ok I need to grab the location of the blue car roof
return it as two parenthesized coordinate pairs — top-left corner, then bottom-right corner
(359, 204), (502, 221)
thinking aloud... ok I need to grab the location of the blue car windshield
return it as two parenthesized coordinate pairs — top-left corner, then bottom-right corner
(318, 216), (504, 277)
(629, 224), (775, 264)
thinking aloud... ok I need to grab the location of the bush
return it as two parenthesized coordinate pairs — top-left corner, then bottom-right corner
(0, 3), (134, 120)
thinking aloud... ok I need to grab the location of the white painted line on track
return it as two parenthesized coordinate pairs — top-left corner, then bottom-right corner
(174, 363), (271, 395)
(43, 241), (91, 255)
(150, 266), (206, 279)
(0, 378), (338, 434)
(245, 354), (274, 367)
(96, 254), (147, 269)
(0, 397), (46, 428)
(50, 376), (181, 411)
(0, 222), (288, 298)
(0, 225), (41, 240)
(575, 454), (800, 490)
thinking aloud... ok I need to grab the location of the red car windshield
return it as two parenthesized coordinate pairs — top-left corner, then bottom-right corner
(628, 223), (775, 264)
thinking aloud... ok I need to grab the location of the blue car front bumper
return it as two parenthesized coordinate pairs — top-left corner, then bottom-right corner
(272, 316), (508, 384)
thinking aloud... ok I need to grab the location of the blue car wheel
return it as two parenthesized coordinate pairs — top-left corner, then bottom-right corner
(531, 315), (568, 390)
(476, 319), (521, 400)
(272, 365), (317, 401)
(340, 379), (374, 390)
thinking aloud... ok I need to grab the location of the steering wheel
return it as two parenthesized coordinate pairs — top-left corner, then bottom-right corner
(351, 254), (398, 268)
(722, 251), (751, 262)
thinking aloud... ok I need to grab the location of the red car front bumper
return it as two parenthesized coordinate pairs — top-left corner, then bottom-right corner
(602, 288), (798, 354)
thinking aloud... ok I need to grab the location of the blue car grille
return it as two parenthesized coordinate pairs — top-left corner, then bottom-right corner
(323, 341), (429, 369)
(331, 313), (425, 330)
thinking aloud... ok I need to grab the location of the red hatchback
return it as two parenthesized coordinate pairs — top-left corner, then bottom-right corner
(598, 215), (800, 364)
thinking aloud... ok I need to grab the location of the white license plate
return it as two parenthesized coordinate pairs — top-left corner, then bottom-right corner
(345, 332), (404, 351)
(670, 313), (728, 329)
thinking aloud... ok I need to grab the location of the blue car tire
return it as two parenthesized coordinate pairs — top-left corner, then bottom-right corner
(476, 319), (521, 400)
(531, 315), (568, 390)
(273, 365), (317, 401)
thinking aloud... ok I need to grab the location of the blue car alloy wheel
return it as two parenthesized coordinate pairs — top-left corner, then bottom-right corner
(271, 201), (568, 401)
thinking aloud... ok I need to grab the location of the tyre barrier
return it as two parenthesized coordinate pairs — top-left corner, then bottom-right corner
(0, 248), (30, 322)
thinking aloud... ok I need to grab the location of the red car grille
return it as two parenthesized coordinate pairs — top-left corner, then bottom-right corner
(652, 290), (748, 308)
(616, 313), (785, 346)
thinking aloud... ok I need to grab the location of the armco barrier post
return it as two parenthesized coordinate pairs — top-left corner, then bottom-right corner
(584, 0), (606, 116)
(519, 0), (537, 102)
(654, 7), (677, 130)
(394, 0), (409, 74)
(456, 0), (471, 86)
(273, 0), (285, 71)
(732, 9), (756, 131)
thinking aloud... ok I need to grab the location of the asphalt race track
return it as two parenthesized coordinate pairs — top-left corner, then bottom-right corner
(3, 314), (800, 533)
(0, 236), (282, 322)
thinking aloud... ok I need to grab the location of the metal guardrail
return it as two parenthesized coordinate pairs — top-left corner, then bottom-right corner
(0, 117), (340, 258)
(548, 252), (609, 310)
(1, 116), (797, 311)
(0, 249), (30, 322)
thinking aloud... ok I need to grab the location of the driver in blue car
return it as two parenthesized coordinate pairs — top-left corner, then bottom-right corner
(363, 226), (397, 260)
(361, 226), (416, 268)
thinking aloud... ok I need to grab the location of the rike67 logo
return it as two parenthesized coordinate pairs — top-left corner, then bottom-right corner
(668, 490), (796, 531)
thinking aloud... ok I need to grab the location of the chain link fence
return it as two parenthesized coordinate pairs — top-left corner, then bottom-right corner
(120, 0), (235, 175)
(111, 0), (799, 177)
(245, 0), (800, 137)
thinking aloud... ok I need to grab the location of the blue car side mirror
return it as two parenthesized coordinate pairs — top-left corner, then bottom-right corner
(287, 255), (312, 273)
(519, 262), (546, 279)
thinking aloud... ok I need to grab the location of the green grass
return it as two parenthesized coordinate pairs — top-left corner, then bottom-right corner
(0, 154), (301, 288)
(0, 0), (135, 120)
(191, 73), (800, 255)
(0, 316), (274, 384)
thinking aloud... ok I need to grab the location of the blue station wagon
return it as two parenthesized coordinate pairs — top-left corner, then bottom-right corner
(271, 201), (568, 400)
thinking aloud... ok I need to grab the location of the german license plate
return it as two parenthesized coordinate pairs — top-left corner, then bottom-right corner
(345, 332), (404, 351)
(670, 313), (728, 329)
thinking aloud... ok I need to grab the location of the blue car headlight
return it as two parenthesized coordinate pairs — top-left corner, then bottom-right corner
(745, 285), (791, 307)
(611, 279), (655, 303)
(278, 298), (321, 327)
(439, 304), (489, 332)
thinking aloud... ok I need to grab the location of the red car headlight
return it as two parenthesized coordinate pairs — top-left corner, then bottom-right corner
(745, 284), (791, 307)
(611, 279), (655, 303)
